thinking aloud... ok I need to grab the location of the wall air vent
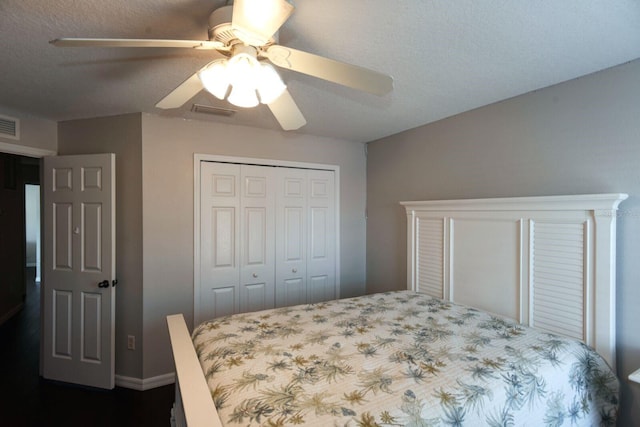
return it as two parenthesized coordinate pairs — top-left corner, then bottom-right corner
(191, 104), (236, 117)
(0, 114), (20, 140)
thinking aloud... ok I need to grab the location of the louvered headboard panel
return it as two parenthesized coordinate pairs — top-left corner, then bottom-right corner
(417, 218), (445, 299)
(531, 221), (586, 341)
(402, 194), (627, 370)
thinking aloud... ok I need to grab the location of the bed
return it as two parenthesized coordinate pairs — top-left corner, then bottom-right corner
(167, 193), (627, 427)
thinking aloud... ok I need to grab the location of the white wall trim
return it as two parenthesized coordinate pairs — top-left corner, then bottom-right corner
(0, 140), (56, 157)
(402, 193), (628, 212)
(194, 154), (339, 172)
(193, 154), (341, 326)
(115, 372), (175, 391)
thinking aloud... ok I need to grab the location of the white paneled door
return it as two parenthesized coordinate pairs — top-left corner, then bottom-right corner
(239, 165), (276, 313)
(306, 170), (336, 304)
(275, 168), (308, 307)
(42, 154), (115, 389)
(199, 162), (241, 322)
(197, 160), (337, 324)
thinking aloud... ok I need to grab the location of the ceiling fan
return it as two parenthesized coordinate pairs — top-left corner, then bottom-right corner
(50, 0), (393, 131)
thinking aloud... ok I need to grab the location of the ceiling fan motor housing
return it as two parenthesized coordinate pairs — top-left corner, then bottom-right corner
(208, 5), (278, 47)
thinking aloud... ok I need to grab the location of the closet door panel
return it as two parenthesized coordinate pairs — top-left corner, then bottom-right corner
(198, 160), (338, 321)
(199, 162), (241, 322)
(239, 165), (275, 313)
(275, 169), (307, 307)
(307, 275), (332, 304)
(241, 283), (269, 313)
(279, 278), (306, 307)
(244, 208), (268, 265)
(204, 287), (236, 320)
(310, 207), (328, 259)
(307, 170), (336, 303)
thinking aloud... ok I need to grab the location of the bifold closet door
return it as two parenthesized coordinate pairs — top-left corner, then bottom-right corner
(275, 168), (308, 307)
(199, 162), (241, 320)
(239, 165), (276, 313)
(200, 162), (276, 319)
(306, 170), (336, 303)
(199, 161), (336, 321)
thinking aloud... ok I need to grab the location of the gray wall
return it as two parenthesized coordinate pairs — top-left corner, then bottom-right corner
(140, 114), (367, 377)
(0, 106), (57, 153)
(366, 58), (640, 425)
(55, 112), (367, 382)
(58, 113), (144, 379)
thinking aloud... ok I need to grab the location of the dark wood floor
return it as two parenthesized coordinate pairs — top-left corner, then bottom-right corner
(0, 268), (175, 426)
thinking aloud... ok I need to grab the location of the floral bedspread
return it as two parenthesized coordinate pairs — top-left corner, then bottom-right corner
(192, 291), (618, 426)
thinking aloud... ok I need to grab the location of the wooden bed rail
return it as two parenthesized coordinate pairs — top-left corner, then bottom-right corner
(167, 314), (222, 427)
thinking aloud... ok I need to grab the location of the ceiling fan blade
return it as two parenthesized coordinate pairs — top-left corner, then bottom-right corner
(264, 45), (393, 96)
(50, 38), (225, 50)
(155, 72), (204, 109)
(267, 90), (306, 131)
(232, 0), (294, 45)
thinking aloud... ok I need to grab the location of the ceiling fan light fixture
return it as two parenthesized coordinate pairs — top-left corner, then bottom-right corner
(198, 60), (229, 100)
(227, 85), (260, 108)
(227, 53), (260, 87)
(257, 62), (286, 104)
(225, 52), (260, 108)
(201, 51), (286, 108)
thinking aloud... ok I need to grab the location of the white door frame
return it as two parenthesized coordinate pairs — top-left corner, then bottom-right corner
(0, 141), (56, 158)
(193, 154), (341, 326)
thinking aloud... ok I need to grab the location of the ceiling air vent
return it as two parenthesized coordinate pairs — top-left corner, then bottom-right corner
(191, 104), (236, 117)
(0, 114), (20, 140)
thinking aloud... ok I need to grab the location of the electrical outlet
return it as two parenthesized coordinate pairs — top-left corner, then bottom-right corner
(127, 335), (135, 350)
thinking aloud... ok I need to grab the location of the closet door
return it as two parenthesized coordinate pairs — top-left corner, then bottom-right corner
(239, 165), (276, 313)
(198, 160), (338, 322)
(275, 168), (307, 307)
(306, 170), (336, 303)
(199, 162), (241, 322)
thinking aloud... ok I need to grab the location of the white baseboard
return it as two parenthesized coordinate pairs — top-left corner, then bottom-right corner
(0, 303), (24, 326)
(115, 372), (175, 391)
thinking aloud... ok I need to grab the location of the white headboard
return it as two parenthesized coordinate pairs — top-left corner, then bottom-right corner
(402, 194), (627, 369)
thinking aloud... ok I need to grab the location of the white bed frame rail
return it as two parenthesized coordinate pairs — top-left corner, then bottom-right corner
(167, 314), (222, 427)
(402, 193), (627, 370)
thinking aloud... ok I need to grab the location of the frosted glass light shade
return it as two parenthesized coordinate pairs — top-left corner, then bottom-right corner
(226, 53), (259, 108)
(227, 85), (259, 108)
(198, 53), (287, 108)
(257, 63), (286, 104)
(227, 53), (259, 87)
(198, 60), (229, 100)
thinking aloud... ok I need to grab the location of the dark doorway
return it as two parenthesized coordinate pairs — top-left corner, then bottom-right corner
(0, 153), (39, 326)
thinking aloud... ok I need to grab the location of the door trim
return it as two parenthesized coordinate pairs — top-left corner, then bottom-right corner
(193, 154), (341, 326)
(0, 141), (56, 158)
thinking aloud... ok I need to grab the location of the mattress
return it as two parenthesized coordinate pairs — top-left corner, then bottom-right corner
(192, 291), (618, 426)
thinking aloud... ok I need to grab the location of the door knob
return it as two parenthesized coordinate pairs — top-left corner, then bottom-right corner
(98, 280), (110, 288)
(292, 268), (297, 273)
(252, 273), (258, 278)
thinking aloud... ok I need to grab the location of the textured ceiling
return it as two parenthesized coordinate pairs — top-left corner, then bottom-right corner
(2, 0), (640, 143)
